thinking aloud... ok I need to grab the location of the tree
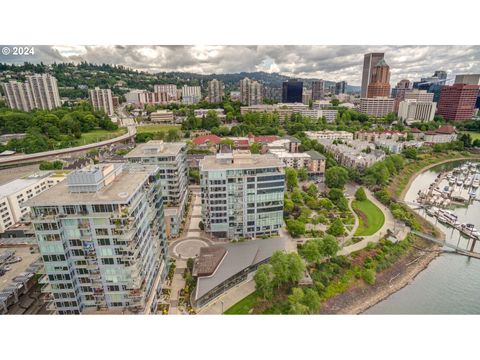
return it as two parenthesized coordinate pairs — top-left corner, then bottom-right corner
(297, 168), (308, 182)
(288, 288), (309, 314)
(302, 288), (321, 313)
(285, 167), (298, 190)
(287, 287), (320, 314)
(306, 183), (318, 197)
(300, 240), (320, 263)
(286, 219), (306, 238)
(250, 142), (262, 154)
(284, 198), (294, 215)
(403, 147), (418, 160)
(319, 235), (340, 257)
(325, 166), (349, 189)
(327, 218), (345, 237)
(291, 189), (303, 204)
(355, 187), (367, 201)
(459, 133), (473, 148)
(270, 251), (305, 288)
(254, 264), (274, 300)
(330, 99), (340, 107)
(166, 128), (180, 142)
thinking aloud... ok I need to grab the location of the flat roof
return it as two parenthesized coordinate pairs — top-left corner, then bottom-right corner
(200, 152), (284, 171)
(0, 171), (53, 198)
(195, 237), (286, 301)
(305, 150), (326, 160)
(25, 165), (157, 206)
(125, 141), (185, 158)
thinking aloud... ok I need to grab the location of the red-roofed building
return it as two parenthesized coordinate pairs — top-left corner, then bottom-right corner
(192, 135), (222, 146)
(249, 135), (280, 144)
(410, 127), (424, 140)
(424, 125), (457, 143)
(233, 139), (250, 150)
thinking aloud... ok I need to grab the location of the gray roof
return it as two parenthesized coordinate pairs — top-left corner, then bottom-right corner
(283, 135), (301, 143)
(305, 150), (326, 160)
(194, 237), (286, 301)
(125, 140), (186, 158)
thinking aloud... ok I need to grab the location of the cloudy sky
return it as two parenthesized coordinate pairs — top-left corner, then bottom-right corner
(1, 45), (479, 86)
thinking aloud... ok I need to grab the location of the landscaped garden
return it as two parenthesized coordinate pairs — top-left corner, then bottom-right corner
(284, 167), (354, 239)
(225, 234), (417, 315)
(352, 198), (384, 236)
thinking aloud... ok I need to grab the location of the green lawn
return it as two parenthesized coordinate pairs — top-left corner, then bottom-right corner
(224, 292), (258, 315)
(352, 199), (385, 236)
(464, 131), (480, 141)
(74, 128), (127, 146)
(137, 124), (181, 134)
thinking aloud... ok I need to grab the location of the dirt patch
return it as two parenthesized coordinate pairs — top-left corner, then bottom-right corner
(354, 208), (369, 228)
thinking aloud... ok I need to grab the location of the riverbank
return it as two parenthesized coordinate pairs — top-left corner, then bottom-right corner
(321, 240), (441, 314)
(322, 156), (479, 314)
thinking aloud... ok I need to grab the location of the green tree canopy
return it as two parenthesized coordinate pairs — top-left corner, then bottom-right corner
(325, 166), (349, 189)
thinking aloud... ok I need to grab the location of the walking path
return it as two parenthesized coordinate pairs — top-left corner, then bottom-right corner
(197, 277), (256, 315)
(343, 195), (360, 244)
(168, 259), (186, 315)
(339, 188), (401, 256)
(168, 190), (216, 260)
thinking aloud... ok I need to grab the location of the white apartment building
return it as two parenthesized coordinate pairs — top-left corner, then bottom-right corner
(125, 141), (189, 238)
(404, 89), (435, 102)
(305, 130), (354, 141)
(269, 149), (326, 176)
(1, 74), (61, 111)
(359, 97), (395, 117)
(200, 151), (285, 239)
(153, 84), (178, 100)
(299, 109), (338, 123)
(26, 163), (168, 315)
(312, 100), (334, 109)
(278, 102), (309, 113)
(207, 79), (224, 103)
(319, 139), (386, 170)
(0, 171), (67, 233)
(398, 99), (436, 124)
(150, 110), (174, 123)
(89, 87), (114, 116)
(182, 85), (202, 104)
(125, 90), (170, 106)
(194, 108), (226, 121)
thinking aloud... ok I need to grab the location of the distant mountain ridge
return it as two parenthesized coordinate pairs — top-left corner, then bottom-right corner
(0, 62), (361, 94)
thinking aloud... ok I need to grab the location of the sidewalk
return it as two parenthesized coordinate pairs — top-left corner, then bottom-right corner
(197, 278), (256, 315)
(339, 188), (397, 256)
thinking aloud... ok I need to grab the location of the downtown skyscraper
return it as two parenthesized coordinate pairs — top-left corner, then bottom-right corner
(361, 52), (385, 98)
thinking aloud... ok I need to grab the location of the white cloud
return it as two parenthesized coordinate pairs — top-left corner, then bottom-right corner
(2, 45), (480, 86)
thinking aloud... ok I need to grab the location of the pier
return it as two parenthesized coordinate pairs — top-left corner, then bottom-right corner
(412, 231), (480, 259)
(416, 162), (479, 208)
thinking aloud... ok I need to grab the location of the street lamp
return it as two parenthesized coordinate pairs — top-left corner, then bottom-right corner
(221, 300), (224, 314)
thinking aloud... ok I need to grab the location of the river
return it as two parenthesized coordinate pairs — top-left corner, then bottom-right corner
(365, 160), (480, 314)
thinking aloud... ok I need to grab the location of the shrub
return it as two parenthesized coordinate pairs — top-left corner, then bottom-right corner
(355, 187), (367, 201)
(362, 269), (376, 285)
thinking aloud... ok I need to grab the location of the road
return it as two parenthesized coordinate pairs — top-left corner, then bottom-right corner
(0, 125), (136, 166)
